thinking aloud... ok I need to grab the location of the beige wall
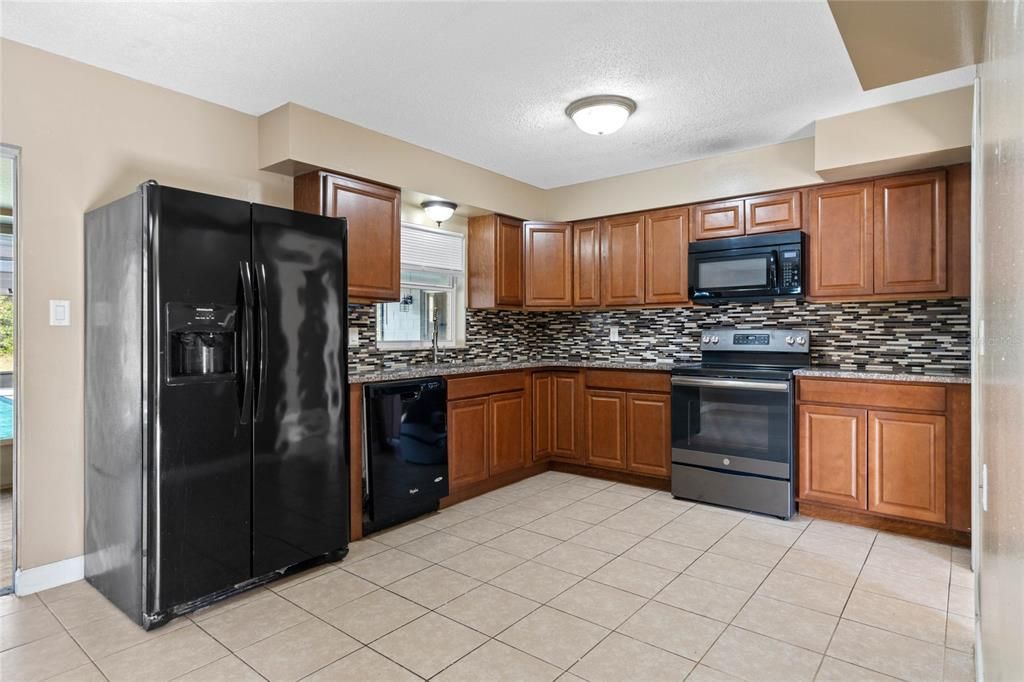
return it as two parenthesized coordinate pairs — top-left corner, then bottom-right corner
(977, 0), (1024, 678)
(815, 86), (973, 181)
(0, 39), (290, 570)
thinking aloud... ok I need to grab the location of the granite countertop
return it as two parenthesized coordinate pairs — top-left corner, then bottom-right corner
(793, 367), (971, 384)
(349, 359), (676, 384)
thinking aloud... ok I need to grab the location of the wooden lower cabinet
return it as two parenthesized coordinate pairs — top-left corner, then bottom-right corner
(532, 373), (553, 460)
(552, 373), (583, 460)
(868, 411), (947, 523)
(585, 390), (628, 470)
(448, 397), (490, 489)
(797, 377), (967, 534)
(489, 391), (529, 475)
(798, 405), (867, 509)
(625, 393), (671, 477)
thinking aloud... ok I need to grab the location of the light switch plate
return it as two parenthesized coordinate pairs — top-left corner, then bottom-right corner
(609, 326), (620, 342)
(348, 328), (359, 347)
(49, 299), (71, 326)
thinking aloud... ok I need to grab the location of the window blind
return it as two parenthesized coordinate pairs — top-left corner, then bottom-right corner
(400, 223), (465, 273)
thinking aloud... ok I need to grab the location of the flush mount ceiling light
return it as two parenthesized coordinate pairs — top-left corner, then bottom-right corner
(565, 95), (637, 136)
(421, 199), (457, 227)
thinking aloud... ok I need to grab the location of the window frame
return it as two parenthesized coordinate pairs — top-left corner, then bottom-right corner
(375, 222), (466, 351)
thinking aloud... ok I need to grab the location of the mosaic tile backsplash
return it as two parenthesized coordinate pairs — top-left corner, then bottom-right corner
(348, 298), (971, 375)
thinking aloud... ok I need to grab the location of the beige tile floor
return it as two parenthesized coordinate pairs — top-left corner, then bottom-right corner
(0, 471), (976, 681)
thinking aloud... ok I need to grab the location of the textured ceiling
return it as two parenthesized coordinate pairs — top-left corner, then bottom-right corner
(0, 1), (975, 189)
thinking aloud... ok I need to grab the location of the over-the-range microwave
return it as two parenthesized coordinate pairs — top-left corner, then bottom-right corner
(688, 231), (804, 304)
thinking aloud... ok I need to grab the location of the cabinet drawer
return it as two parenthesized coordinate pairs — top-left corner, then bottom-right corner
(586, 369), (670, 393)
(447, 371), (526, 400)
(798, 378), (946, 412)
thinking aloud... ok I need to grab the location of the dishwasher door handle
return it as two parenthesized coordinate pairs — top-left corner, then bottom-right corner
(670, 376), (791, 392)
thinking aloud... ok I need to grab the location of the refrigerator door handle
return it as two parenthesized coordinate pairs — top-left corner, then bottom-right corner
(239, 261), (255, 424)
(254, 262), (270, 422)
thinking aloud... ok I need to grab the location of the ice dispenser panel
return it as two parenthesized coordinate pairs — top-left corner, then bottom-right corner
(166, 303), (238, 383)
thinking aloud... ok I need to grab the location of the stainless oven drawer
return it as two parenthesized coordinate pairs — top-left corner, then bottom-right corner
(672, 463), (794, 519)
(672, 447), (790, 479)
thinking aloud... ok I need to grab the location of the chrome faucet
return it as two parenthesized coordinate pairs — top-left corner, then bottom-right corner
(431, 307), (440, 363)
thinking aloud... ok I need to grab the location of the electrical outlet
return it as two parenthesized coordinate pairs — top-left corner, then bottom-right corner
(348, 328), (359, 347)
(609, 326), (620, 342)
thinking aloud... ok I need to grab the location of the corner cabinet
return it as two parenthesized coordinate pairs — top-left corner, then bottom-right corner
(294, 171), (401, 303)
(533, 370), (584, 463)
(796, 377), (969, 532)
(572, 220), (602, 307)
(468, 214), (524, 309)
(524, 222), (573, 309)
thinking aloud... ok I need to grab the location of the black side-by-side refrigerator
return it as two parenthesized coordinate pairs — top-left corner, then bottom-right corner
(84, 182), (349, 629)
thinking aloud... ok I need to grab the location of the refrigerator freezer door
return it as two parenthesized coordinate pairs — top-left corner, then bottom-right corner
(251, 204), (349, 576)
(153, 186), (254, 611)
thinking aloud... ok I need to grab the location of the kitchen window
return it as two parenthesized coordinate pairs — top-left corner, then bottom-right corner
(376, 223), (466, 350)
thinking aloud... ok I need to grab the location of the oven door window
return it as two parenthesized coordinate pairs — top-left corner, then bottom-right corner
(672, 383), (791, 464)
(696, 255), (771, 290)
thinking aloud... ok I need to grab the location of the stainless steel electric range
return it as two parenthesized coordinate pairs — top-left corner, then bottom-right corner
(670, 328), (810, 519)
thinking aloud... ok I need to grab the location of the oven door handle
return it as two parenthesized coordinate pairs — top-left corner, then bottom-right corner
(671, 376), (790, 392)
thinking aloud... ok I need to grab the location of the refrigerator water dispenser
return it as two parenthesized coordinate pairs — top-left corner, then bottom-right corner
(166, 303), (237, 381)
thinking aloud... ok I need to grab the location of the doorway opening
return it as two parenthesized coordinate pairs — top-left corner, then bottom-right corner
(1, 145), (18, 594)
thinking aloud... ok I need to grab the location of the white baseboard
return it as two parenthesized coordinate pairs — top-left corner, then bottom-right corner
(14, 555), (84, 595)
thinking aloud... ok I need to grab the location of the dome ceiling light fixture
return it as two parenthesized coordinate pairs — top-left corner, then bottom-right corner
(565, 95), (637, 136)
(421, 199), (457, 227)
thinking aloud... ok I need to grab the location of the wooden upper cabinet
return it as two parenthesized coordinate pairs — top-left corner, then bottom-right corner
(745, 190), (803, 235)
(625, 393), (671, 477)
(468, 214), (524, 309)
(601, 214), (645, 306)
(524, 222), (573, 308)
(868, 410), (947, 524)
(295, 172), (401, 303)
(873, 170), (947, 295)
(532, 373), (553, 461)
(585, 390), (627, 470)
(692, 199), (745, 240)
(798, 404), (867, 510)
(448, 397), (489, 489)
(808, 182), (874, 298)
(644, 208), (689, 305)
(489, 391), (528, 476)
(573, 220), (602, 307)
(552, 372), (583, 461)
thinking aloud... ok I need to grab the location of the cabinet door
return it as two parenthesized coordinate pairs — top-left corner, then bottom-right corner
(874, 171), (947, 295)
(798, 405), (867, 509)
(573, 220), (602, 307)
(532, 373), (553, 461)
(490, 391), (528, 475)
(448, 398), (489, 489)
(692, 199), (744, 240)
(745, 190), (802, 235)
(524, 222), (573, 308)
(585, 390), (627, 470)
(868, 411), (947, 523)
(323, 174), (401, 302)
(644, 208), (689, 304)
(626, 393), (671, 477)
(552, 372), (583, 461)
(601, 214), (645, 306)
(808, 183), (874, 298)
(496, 216), (524, 306)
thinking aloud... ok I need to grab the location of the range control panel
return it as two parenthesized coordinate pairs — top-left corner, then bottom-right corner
(699, 328), (810, 352)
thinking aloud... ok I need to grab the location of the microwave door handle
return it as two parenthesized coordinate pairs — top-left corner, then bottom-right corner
(768, 252), (778, 290)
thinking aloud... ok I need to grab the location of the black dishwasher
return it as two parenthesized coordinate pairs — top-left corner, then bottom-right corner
(363, 378), (448, 535)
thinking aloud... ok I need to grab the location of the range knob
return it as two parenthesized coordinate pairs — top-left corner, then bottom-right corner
(785, 336), (795, 345)
(711, 336), (720, 344)
(796, 336), (807, 346)
(702, 335), (710, 344)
